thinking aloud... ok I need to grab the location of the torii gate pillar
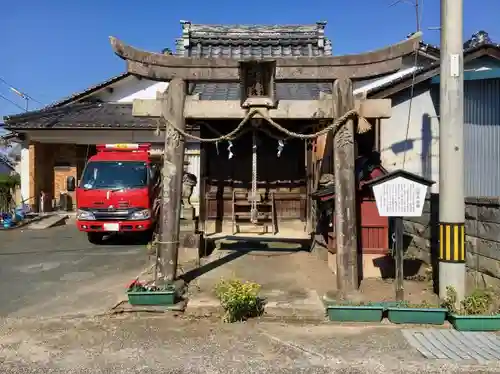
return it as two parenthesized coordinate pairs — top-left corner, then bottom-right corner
(333, 78), (359, 293)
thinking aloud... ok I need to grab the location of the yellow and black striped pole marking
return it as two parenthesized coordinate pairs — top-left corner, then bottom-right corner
(439, 222), (465, 263)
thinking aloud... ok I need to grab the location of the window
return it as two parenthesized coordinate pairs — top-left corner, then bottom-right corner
(80, 161), (148, 190)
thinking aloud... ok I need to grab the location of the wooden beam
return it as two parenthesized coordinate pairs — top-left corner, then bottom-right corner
(159, 78), (186, 282)
(126, 58), (404, 81)
(333, 78), (359, 295)
(132, 97), (392, 119)
(356, 99), (392, 119)
(111, 33), (421, 67)
(110, 33), (422, 81)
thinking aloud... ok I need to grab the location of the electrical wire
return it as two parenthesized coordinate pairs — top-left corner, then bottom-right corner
(401, 0), (423, 168)
(389, 0), (423, 32)
(0, 93), (26, 112)
(402, 53), (420, 168)
(0, 77), (45, 106)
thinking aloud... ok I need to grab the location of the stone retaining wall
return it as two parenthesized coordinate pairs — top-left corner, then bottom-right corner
(403, 195), (500, 282)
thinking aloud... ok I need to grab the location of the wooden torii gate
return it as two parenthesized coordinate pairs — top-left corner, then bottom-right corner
(109, 32), (422, 294)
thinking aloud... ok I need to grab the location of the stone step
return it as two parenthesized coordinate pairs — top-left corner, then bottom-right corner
(27, 214), (68, 230)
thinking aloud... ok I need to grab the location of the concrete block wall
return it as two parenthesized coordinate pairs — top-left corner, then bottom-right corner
(402, 195), (438, 265)
(403, 195), (500, 283)
(465, 197), (500, 281)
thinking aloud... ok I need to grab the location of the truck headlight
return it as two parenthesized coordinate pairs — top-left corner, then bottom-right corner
(77, 209), (95, 220)
(130, 209), (151, 220)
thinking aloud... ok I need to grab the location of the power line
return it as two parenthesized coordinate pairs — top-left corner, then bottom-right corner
(0, 77), (44, 106)
(399, 0), (424, 168)
(0, 93), (26, 112)
(389, 0), (423, 32)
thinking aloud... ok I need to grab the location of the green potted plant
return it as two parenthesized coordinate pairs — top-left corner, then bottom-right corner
(126, 279), (177, 306)
(386, 300), (447, 325)
(443, 286), (500, 331)
(325, 300), (384, 323)
(214, 278), (265, 322)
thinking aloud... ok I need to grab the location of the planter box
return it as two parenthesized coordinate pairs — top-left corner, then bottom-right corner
(387, 307), (447, 325)
(448, 314), (500, 331)
(327, 305), (384, 322)
(373, 301), (400, 310)
(127, 290), (176, 306)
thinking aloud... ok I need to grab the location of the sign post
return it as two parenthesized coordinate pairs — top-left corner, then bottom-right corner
(393, 215), (404, 301)
(364, 170), (435, 301)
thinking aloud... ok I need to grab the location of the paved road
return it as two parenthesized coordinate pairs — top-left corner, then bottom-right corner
(0, 224), (149, 318)
(2, 315), (500, 373)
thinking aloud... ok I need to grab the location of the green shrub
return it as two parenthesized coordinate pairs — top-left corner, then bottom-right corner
(442, 286), (498, 315)
(0, 174), (20, 190)
(0, 174), (20, 212)
(214, 278), (265, 322)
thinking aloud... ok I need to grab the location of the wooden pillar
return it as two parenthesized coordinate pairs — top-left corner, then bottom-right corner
(198, 142), (207, 234)
(160, 78), (187, 282)
(31, 142), (55, 212)
(305, 141), (313, 233)
(374, 119), (380, 152)
(333, 78), (359, 294)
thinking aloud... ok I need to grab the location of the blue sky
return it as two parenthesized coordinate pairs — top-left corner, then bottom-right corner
(1, 0), (499, 121)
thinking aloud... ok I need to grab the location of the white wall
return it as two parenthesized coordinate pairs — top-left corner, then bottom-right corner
(20, 139), (30, 205)
(94, 77), (169, 103)
(380, 89), (440, 193)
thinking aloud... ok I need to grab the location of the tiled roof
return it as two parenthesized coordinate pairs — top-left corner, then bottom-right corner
(367, 39), (500, 99)
(3, 103), (155, 130)
(47, 73), (130, 109)
(181, 22), (334, 100)
(0, 153), (15, 171)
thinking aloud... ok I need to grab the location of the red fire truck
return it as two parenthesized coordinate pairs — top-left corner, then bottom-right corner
(66, 143), (161, 244)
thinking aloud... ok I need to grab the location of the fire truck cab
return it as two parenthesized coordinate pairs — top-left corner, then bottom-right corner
(67, 143), (161, 244)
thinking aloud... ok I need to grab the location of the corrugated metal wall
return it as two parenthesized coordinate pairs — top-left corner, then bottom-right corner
(464, 79), (500, 197)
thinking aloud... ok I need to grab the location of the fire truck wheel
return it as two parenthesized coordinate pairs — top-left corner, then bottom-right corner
(138, 229), (154, 244)
(87, 232), (105, 245)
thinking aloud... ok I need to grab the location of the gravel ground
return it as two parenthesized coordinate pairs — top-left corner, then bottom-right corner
(1, 315), (500, 373)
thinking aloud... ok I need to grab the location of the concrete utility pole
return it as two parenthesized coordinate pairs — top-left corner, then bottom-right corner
(439, 0), (465, 302)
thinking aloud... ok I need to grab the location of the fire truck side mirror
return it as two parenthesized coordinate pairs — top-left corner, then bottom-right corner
(66, 176), (76, 192)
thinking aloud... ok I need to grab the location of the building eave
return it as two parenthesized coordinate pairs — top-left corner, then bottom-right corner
(3, 102), (200, 132)
(368, 43), (500, 99)
(3, 103), (156, 130)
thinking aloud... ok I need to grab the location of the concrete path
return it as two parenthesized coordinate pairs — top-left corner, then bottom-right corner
(1, 315), (499, 373)
(0, 225), (149, 318)
(182, 240), (339, 321)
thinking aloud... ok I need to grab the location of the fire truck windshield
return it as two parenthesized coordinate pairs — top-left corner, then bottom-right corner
(80, 161), (148, 190)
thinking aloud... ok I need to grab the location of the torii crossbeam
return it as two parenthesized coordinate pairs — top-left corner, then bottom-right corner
(110, 32), (421, 81)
